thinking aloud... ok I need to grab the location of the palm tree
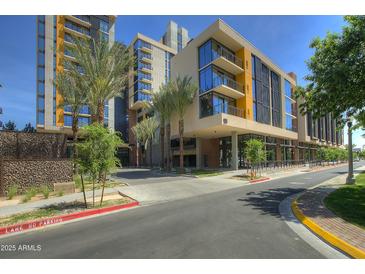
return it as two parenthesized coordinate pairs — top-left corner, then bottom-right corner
(151, 82), (175, 171)
(55, 66), (88, 168)
(172, 76), (197, 171)
(69, 38), (134, 124)
(131, 117), (158, 168)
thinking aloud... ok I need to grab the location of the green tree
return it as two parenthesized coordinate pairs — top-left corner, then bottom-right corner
(69, 38), (134, 124)
(296, 16), (365, 126)
(3, 120), (16, 131)
(171, 76), (198, 172)
(55, 66), (88, 168)
(132, 116), (158, 168)
(244, 139), (266, 179)
(76, 124), (123, 207)
(22, 122), (35, 133)
(151, 81), (175, 171)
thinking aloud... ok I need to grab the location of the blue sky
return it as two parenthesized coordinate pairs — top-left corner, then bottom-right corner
(0, 15), (364, 147)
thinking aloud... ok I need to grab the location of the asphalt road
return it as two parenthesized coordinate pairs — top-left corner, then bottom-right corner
(1, 162), (363, 259)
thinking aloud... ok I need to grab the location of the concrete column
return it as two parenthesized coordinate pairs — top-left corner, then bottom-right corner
(196, 137), (202, 169)
(231, 132), (238, 170)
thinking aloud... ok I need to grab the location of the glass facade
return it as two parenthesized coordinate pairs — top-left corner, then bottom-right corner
(284, 80), (297, 132)
(36, 16), (45, 126)
(199, 65), (237, 94)
(199, 92), (238, 118)
(65, 20), (90, 36)
(64, 115), (90, 127)
(165, 52), (172, 83)
(199, 39), (241, 69)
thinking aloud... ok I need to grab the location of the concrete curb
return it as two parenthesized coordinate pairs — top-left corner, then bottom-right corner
(0, 201), (139, 236)
(291, 199), (365, 259)
(249, 177), (270, 184)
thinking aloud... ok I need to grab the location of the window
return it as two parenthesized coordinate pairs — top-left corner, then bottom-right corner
(252, 55), (257, 121)
(100, 31), (109, 42)
(177, 32), (182, 52)
(64, 33), (74, 43)
(284, 79), (297, 132)
(134, 81), (152, 92)
(99, 20), (109, 33)
(37, 111), (44, 125)
(37, 67), (45, 81)
(271, 71), (281, 128)
(65, 20), (90, 36)
(37, 52), (45, 66)
(198, 40), (212, 68)
(37, 96), (45, 110)
(199, 65), (213, 93)
(37, 81), (45, 95)
(38, 37), (45, 51)
(38, 21), (45, 35)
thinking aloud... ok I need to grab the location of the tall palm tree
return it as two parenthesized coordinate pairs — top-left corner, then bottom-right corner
(55, 67), (88, 168)
(131, 116), (158, 168)
(151, 82), (175, 171)
(172, 76), (197, 171)
(69, 37), (134, 124)
(151, 82), (173, 169)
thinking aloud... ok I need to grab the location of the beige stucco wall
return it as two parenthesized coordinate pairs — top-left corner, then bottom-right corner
(170, 19), (298, 141)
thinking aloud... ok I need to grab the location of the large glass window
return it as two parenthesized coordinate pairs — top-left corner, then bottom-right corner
(284, 79), (297, 132)
(37, 67), (45, 81)
(99, 20), (109, 33)
(38, 37), (45, 51)
(37, 81), (45, 95)
(134, 81), (151, 91)
(199, 65), (213, 93)
(37, 111), (44, 125)
(37, 96), (45, 111)
(198, 40), (212, 68)
(65, 20), (90, 36)
(200, 91), (236, 118)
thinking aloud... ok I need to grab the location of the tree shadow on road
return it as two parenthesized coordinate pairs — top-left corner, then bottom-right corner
(237, 187), (305, 219)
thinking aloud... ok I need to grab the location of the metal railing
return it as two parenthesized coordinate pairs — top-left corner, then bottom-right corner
(65, 20), (90, 36)
(213, 76), (243, 93)
(72, 15), (91, 23)
(212, 47), (243, 68)
(213, 103), (243, 118)
(132, 92), (152, 103)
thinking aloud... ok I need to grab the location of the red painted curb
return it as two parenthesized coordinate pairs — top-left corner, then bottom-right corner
(249, 177), (270, 184)
(0, 201), (139, 236)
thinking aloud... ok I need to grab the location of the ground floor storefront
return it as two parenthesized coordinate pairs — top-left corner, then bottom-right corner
(125, 133), (324, 170)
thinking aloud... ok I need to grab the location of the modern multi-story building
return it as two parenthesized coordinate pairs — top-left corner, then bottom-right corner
(124, 21), (189, 165)
(168, 19), (343, 169)
(36, 15), (115, 134)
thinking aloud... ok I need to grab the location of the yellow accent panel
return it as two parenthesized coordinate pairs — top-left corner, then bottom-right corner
(235, 48), (253, 120)
(56, 16), (65, 127)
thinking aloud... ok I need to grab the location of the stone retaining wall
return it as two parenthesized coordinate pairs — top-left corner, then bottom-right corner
(0, 131), (67, 159)
(0, 159), (73, 196)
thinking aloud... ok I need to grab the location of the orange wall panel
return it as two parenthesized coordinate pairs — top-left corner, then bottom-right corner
(56, 15), (65, 127)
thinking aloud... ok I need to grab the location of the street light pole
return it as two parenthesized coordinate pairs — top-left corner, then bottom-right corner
(346, 116), (355, 184)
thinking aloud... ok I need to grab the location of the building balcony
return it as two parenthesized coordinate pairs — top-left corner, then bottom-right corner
(209, 76), (244, 99)
(130, 92), (152, 110)
(139, 76), (153, 84)
(141, 56), (153, 63)
(64, 24), (91, 39)
(212, 103), (244, 118)
(65, 15), (91, 28)
(211, 47), (243, 75)
(140, 65), (152, 73)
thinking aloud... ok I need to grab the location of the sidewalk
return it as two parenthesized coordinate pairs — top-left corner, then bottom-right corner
(293, 166), (365, 258)
(0, 187), (124, 218)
